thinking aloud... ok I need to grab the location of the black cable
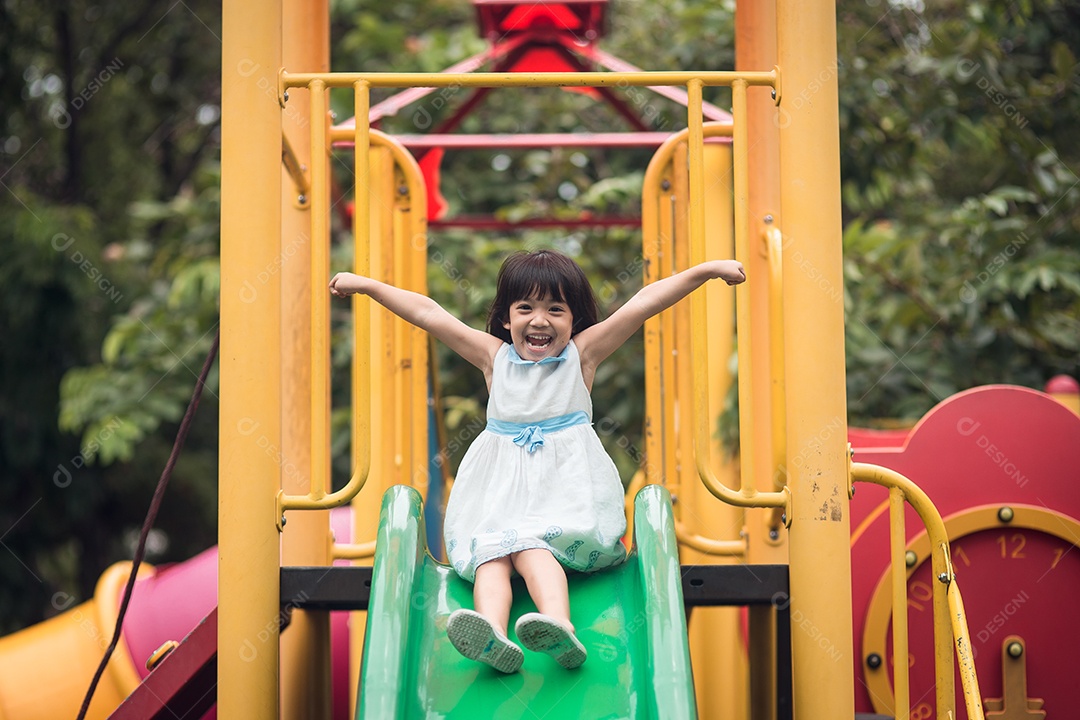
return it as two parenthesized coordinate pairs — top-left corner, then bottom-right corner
(76, 329), (220, 720)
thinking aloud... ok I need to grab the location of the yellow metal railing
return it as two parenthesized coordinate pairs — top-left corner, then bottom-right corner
(852, 462), (985, 720)
(686, 82), (789, 517)
(277, 96), (430, 544)
(278, 68), (783, 524)
(280, 70), (779, 92)
(764, 222), (787, 531)
(263, 61), (980, 720)
(642, 129), (793, 554)
(643, 123), (751, 556)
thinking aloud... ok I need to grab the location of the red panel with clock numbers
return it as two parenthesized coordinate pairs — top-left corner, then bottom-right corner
(848, 385), (1080, 718)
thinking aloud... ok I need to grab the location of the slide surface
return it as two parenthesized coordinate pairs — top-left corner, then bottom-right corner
(358, 484), (697, 720)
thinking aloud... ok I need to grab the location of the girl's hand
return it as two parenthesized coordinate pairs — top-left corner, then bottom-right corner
(712, 260), (746, 285)
(329, 272), (366, 298)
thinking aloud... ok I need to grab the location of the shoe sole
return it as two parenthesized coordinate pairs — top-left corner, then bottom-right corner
(515, 613), (587, 669)
(447, 610), (523, 674)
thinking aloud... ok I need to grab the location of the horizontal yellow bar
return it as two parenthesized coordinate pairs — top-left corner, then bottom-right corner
(331, 540), (377, 560)
(674, 520), (746, 556)
(282, 69), (778, 91)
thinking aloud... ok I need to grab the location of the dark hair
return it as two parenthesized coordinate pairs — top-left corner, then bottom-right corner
(486, 249), (599, 343)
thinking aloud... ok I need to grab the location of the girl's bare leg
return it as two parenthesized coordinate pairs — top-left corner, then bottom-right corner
(511, 548), (573, 631)
(473, 555), (513, 635)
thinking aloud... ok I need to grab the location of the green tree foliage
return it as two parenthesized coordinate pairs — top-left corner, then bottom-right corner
(0, 0), (223, 632)
(838, 0), (1080, 422)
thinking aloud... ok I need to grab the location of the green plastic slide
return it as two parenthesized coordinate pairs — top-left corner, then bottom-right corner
(357, 484), (697, 719)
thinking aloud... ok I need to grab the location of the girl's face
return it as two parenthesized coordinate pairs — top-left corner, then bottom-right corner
(502, 293), (574, 361)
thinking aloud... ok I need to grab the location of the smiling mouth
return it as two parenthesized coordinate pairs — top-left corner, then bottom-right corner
(525, 334), (552, 352)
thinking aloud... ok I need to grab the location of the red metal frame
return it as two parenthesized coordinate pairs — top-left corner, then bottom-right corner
(329, 0), (735, 230)
(474, 0), (608, 45)
(108, 609), (218, 720)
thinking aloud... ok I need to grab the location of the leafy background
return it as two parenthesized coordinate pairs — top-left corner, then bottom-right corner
(0, 0), (1077, 633)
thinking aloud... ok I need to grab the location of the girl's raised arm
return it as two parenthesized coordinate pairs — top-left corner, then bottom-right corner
(329, 272), (503, 373)
(575, 259), (745, 370)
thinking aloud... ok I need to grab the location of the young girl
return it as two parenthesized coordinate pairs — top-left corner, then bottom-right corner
(329, 249), (744, 674)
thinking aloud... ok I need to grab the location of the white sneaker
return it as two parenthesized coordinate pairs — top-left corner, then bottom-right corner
(514, 612), (587, 669)
(446, 609), (524, 674)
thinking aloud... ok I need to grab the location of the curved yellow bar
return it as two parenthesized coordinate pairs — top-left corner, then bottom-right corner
(280, 121), (428, 512)
(642, 122), (766, 560)
(331, 540), (378, 560)
(851, 462), (985, 720)
(686, 82), (787, 511)
(673, 520), (747, 556)
(642, 119), (786, 513)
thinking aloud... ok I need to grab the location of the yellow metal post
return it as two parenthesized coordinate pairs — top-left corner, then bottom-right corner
(219, 1), (282, 717)
(280, 0), (331, 716)
(349, 85), (379, 712)
(309, 78), (331, 502)
(776, 2), (855, 718)
(737, 0), (789, 566)
(888, 488), (910, 719)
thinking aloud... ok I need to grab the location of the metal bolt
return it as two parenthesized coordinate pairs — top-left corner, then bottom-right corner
(398, 185), (408, 195)
(905, 550), (918, 568)
(661, 179), (671, 191)
(280, 515), (287, 527)
(937, 572), (949, 584)
(998, 506), (1014, 523)
(850, 484), (856, 496)
(1007, 641), (1023, 658)
(297, 194), (307, 205)
(764, 214), (774, 224)
(866, 653), (882, 669)
(283, 90), (290, 102)
(780, 513), (787, 525)
(146, 640), (179, 671)
(769, 528), (780, 541)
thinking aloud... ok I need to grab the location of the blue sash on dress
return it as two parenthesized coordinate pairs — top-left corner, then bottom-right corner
(485, 411), (591, 453)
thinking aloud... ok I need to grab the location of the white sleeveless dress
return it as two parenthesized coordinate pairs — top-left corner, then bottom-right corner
(443, 340), (627, 582)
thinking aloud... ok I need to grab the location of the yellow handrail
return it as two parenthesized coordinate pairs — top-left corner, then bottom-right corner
(277, 69), (783, 521)
(687, 80), (788, 513)
(764, 223), (788, 530)
(642, 124), (740, 555)
(851, 462), (985, 720)
(331, 540), (377, 560)
(281, 69), (780, 91)
(674, 520), (746, 556)
(642, 119), (789, 555)
(279, 117), (428, 513)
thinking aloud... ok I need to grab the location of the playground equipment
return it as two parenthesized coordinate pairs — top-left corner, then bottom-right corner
(4, 1), (1078, 718)
(218, 0), (982, 717)
(849, 385), (1080, 718)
